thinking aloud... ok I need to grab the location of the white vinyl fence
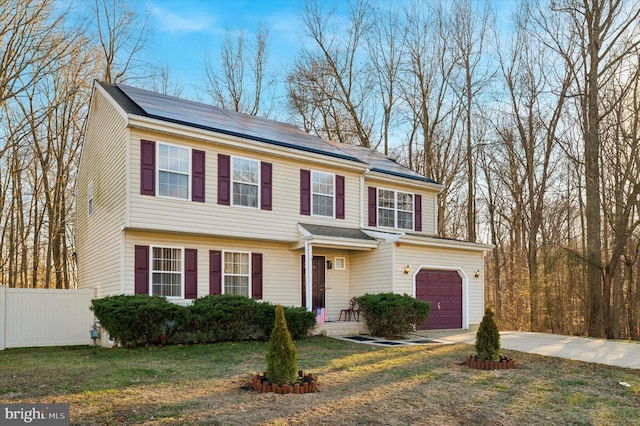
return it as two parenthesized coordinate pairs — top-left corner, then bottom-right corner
(0, 287), (94, 350)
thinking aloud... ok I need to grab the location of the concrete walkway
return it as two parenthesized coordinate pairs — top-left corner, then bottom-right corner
(421, 330), (640, 369)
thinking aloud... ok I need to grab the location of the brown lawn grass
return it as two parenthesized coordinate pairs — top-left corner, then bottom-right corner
(0, 336), (639, 425)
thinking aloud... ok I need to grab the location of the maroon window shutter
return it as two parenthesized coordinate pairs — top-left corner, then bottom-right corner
(134, 245), (149, 294)
(185, 249), (198, 299)
(300, 169), (311, 215)
(209, 250), (222, 294)
(140, 140), (155, 196)
(414, 194), (422, 232)
(368, 186), (377, 226)
(336, 175), (345, 219)
(261, 162), (272, 210)
(218, 154), (230, 205)
(192, 150), (205, 202)
(251, 253), (263, 300)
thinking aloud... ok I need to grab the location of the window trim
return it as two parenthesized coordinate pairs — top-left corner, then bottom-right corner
(334, 257), (346, 270)
(377, 188), (414, 230)
(150, 245), (184, 299)
(311, 170), (335, 218)
(156, 142), (191, 200)
(230, 155), (260, 209)
(222, 250), (252, 297)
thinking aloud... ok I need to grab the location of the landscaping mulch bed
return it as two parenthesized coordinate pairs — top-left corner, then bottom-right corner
(252, 371), (319, 394)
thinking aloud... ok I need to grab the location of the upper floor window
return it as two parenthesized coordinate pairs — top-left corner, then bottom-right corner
(151, 246), (183, 298)
(223, 251), (250, 297)
(378, 189), (413, 230)
(312, 171), (334, 217)
(158, 143), (190, 199)
(232, 157), (259, 208)
(300, 169), (344, 219)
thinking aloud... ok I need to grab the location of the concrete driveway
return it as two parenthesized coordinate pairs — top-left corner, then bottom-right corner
(423, 330), (640, 369)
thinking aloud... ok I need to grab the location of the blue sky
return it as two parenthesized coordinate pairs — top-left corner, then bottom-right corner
(138, 0), (307, 97)
(134, 0), (516, 100)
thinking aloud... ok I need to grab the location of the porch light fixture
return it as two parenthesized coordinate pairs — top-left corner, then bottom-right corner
(475, 270), (481, 278)
(327, 260), (332, 270)
(404, 265), (411, 275)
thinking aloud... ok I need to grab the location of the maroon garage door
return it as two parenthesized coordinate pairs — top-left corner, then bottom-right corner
(415, 269), (462, 330)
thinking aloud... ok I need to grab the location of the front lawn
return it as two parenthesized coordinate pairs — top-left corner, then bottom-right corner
(1, 337), (638, 425)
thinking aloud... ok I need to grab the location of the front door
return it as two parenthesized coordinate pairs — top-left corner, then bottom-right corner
(301, 255), (326, 311)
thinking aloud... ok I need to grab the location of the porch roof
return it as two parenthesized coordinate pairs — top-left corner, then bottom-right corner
(291, 223), (379, 251)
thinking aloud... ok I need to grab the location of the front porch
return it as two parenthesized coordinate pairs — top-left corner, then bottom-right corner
(312, 320), (369, 337)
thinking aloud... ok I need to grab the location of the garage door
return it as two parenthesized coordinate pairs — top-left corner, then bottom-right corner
(415, 269), (462, 330)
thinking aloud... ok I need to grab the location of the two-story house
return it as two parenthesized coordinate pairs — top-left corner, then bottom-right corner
(76, 81), (491, 332)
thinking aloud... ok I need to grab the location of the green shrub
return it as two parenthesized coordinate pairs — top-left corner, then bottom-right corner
(189, 294), (257, 343)
(357, 293), (430, 339)
(475, 307), (501, 361)
(266, 305), (298, 385)
(91, 294), (317, 347)
(91, 295), (186, 347)
(254, 302), (316, 341)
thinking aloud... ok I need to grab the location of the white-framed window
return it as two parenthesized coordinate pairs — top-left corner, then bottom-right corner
(232, 157), (259, 208)
(223, 251), (251, 297)
(158, 143), (190, 199)
(378, 188), (413, 230)
(312, 171), (334, 217)
(151, 246), (183, 298)
(88, 180), (94, 217)
(334, 257), (346, 270)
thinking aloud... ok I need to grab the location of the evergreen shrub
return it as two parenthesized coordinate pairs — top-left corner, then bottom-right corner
(254, 302), (316, 341)
(189, 294), (256, 342)
(266, 305), (298, 385)
(357, 292), (430, 338)
(90, 295), (186, 347)
(91, 294), (317, 347)
(475, 307), (501, 361)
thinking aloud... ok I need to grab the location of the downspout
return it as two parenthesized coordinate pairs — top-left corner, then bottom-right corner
(305, 240), (313, 312)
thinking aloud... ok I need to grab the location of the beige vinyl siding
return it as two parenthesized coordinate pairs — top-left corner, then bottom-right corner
(364, 176), (439, 236)
(128, 130), (362, 241)
(350, 243), (393, 296)
(395, 244), (485, 327)
(123, 231), (302, 307)
(76, 89), (128, 297)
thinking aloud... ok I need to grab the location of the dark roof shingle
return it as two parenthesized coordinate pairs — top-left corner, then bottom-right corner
(98, 81), (439, 185)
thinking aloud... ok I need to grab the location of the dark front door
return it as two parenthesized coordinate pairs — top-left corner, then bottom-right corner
(301, 255), (326, 311)
(415, 269), (463, 330)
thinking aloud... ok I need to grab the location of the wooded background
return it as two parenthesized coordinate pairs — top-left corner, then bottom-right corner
(1, 0), (639, 340)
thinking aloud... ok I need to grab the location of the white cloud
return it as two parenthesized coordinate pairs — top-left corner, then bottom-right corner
(149, 6), (215, 34)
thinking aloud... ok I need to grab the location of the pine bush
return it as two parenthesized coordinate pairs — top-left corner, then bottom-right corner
(475, 307), (501, 361)
(266, 304), (298, 385)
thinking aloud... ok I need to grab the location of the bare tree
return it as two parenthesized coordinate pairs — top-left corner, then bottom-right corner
(447, 0), (493, 243)
(92, 0), (148, 83)
(492, 1), (573, 330)
(539, 0), (640, 337)
(0, 0), (71, 104)
(399, 0), (464, 238)
(203, 25), (275, 117)
(289, 0), (375, 147)
(365, 3), (404, 155)
(146, 62), (183, 97)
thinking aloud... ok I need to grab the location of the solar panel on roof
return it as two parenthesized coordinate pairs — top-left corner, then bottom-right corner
(107, 82), (438, 184)
(116, 83), (362, 162)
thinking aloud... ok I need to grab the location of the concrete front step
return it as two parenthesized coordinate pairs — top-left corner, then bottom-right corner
(313, 321), (369, 337)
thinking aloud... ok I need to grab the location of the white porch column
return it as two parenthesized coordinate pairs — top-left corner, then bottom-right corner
(304, 240), (313, 312)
